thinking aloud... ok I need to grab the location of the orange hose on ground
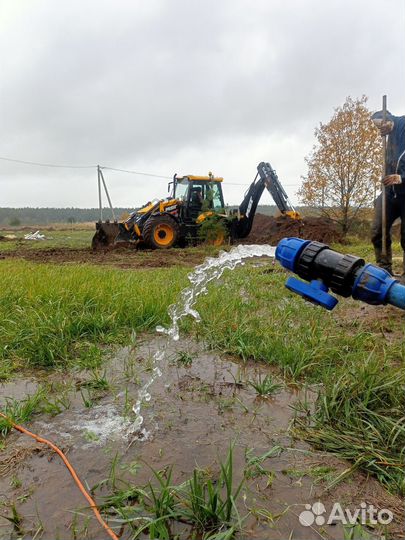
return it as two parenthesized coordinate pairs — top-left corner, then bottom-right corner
(0, 412), (119, 540)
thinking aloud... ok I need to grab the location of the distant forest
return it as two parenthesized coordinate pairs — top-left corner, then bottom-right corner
(0, 205), (284, 225)
(0, 207), (133, 225)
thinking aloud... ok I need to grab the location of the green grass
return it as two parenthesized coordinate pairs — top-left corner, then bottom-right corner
(0, 229), (93, 251)
(180, 445), (243, 535)
(175, 351), (194, 367)
(107, 446), (244, 539)
(191, 264), (404, 494)
(194, 266), (403, 382)
(244, 446), (281, 481)
(332, 239), (402, 269)
(0, 242), (404, 495)
(293, 354), (405, 495)
(0, 260), (188, 375)
(0, 387), (46, 435)
(0, 502), (24, 536)
(247, 374), (283, 396)
(0, 383), (74, 435)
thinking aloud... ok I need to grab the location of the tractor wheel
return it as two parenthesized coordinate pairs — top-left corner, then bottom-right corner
(142, 215), (180, 249)
(212, 231), (225, 246)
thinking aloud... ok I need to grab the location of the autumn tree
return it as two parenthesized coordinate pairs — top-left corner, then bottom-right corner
(298, 96), (381, 234)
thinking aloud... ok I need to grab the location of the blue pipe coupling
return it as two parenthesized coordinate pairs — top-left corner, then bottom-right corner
(276, 237), (405, 311)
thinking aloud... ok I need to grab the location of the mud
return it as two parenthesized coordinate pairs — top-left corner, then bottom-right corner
(336, 301), (405, 345)
(1, 246), (209, 269)
(0, 336), (402, 540)
(0, 214), (346, 270)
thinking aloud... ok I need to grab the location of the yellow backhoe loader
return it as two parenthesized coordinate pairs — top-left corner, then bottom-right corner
(92, 162), (300, 249)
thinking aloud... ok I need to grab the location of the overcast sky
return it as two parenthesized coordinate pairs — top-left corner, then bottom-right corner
(0, 0), (404, 209)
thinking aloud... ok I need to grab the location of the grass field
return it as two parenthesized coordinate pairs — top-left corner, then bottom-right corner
(0, 228), (93, 251)
(0, 230), (404, 538)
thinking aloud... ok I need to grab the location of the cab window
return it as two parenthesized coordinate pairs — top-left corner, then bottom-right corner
(200, 182), (223, 212)
(206, 182), (223, 211)
(175, 180), (189, 201)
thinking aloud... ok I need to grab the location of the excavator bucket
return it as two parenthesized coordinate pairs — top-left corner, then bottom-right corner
(91, 221), (120, 250)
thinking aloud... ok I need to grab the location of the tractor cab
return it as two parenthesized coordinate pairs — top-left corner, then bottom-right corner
(171, 174), (225, 221)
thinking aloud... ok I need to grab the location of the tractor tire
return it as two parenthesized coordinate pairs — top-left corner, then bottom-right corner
(210, 230), (226, 246)
(142, 215), (180, 249)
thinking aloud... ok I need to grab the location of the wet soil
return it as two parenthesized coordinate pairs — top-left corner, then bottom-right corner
(335, 300), (405, 345)
(245, 214), (344, 245)
(0, 336), (402, 540)
(0, 214), (344, 269)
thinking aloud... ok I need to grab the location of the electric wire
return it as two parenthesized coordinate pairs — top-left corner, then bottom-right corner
(101, 167), (255, 185)
(101, 166), (171, 179)
(0, 156), (96, 169)
(0, 155), (298, 187)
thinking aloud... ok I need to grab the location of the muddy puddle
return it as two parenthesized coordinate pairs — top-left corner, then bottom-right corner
(0, 336), (402, 540)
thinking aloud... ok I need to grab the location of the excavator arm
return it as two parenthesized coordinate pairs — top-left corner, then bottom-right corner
(234, 161), (300, 239)
(257, 162), (299, 218)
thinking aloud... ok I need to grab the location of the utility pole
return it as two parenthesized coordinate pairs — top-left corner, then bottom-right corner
(97, 165), (103, 222)
(381, 95), (387, 259)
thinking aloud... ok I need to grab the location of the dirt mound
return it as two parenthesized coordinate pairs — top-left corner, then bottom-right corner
(246, 214), (344, 245)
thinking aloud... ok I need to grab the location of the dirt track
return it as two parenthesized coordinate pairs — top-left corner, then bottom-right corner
(1, 246), (209, 269)
(0, 214), (344, 269)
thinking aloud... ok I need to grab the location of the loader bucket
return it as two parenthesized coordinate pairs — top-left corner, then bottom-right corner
(114, 223), (135, 244)
(91, 221), (120, 250)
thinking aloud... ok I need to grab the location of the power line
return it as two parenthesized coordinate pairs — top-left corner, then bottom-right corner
(0, 157), (173, 180)
(0, 156), (96, 169)
(226, 182), (248, 186)
(101, 166), (171, 179)
(102, 167), (253, 185)
(0, 155), (300, 187)
(0, 157), (254, 185)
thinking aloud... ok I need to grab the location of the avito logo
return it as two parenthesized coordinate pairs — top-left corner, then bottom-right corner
(299, 501), (393, 527)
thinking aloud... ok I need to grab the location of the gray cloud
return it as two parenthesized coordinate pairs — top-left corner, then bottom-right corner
(0, 0), (404, 207)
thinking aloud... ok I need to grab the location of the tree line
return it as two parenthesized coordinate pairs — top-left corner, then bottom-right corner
(0, 205), (285, 226)
(0, 207), (133, 226)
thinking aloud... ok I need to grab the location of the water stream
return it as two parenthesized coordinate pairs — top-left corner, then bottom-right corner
(132, 244), (276, 433)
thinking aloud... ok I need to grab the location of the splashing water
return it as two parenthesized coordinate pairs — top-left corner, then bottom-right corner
(132, 244), (276, 432)
(132, 356), (163, 432)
